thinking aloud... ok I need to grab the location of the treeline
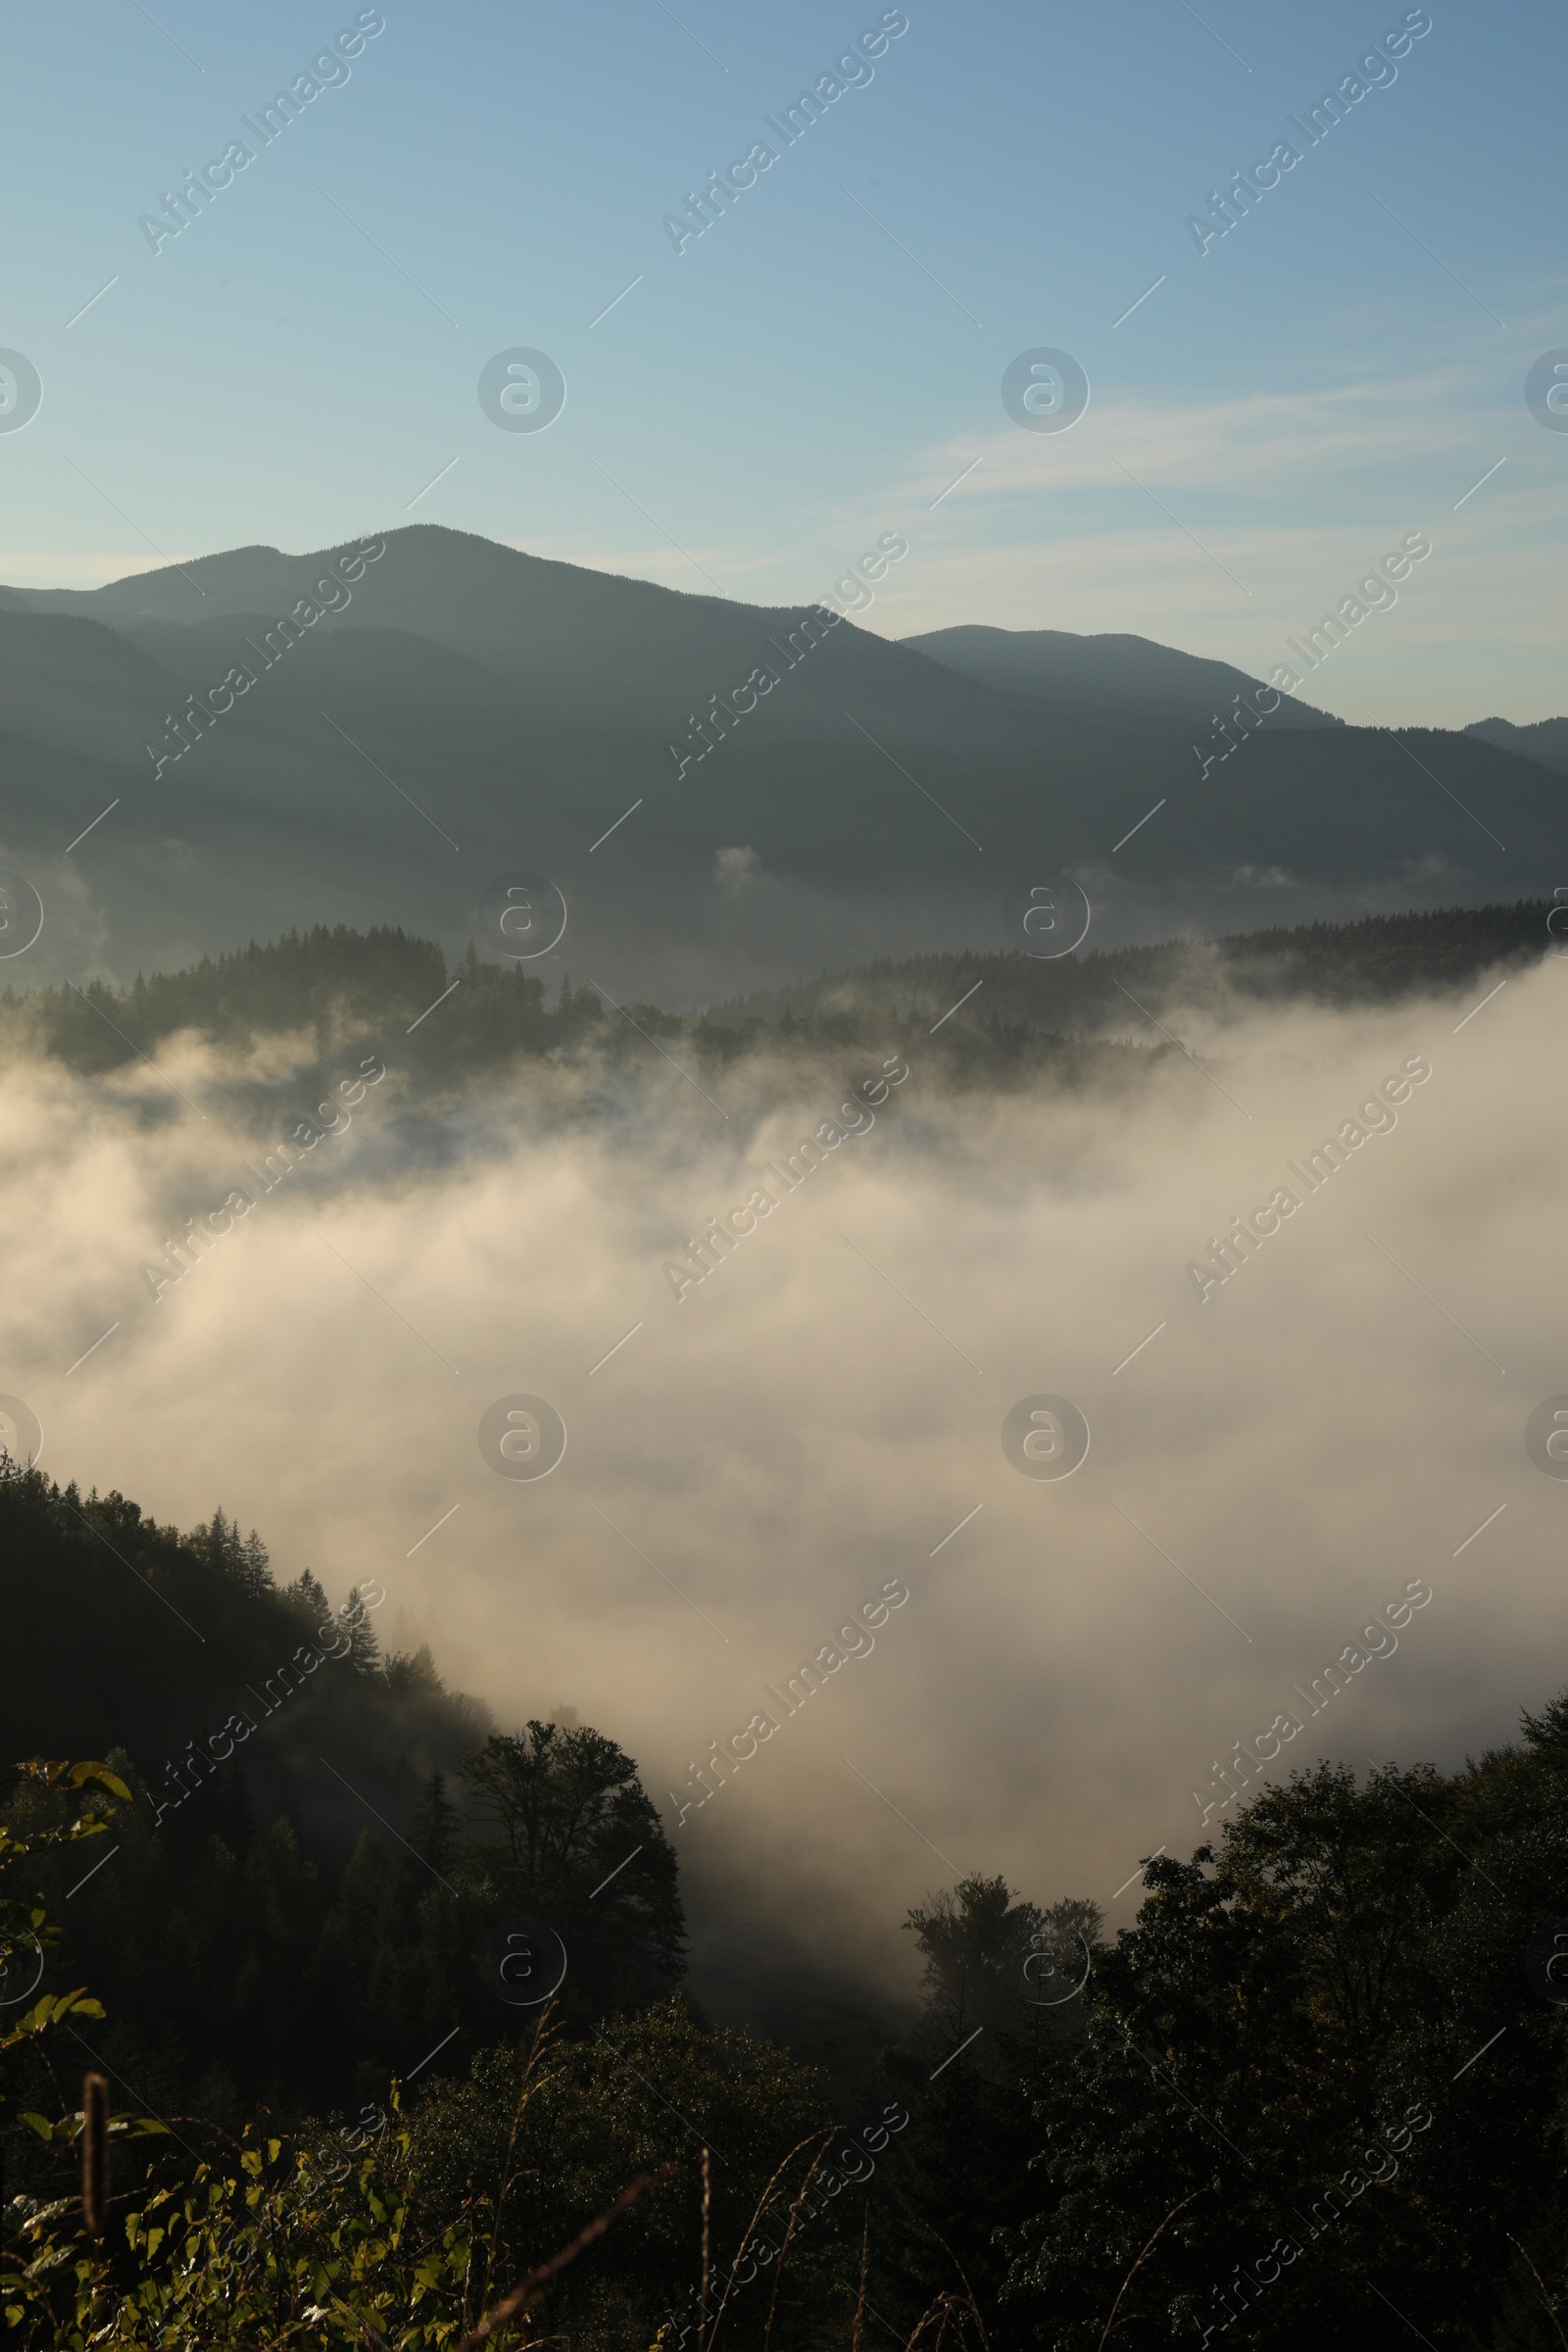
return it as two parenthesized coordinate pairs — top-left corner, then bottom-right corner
(0, 922), (1165, 1104)
(0, 900), (1554, 1103)
(9, 1464), (1568, 2344)
(11, 1720), (1568, 2344)
(0, 1472), (685, 2123)
(711, 896), (1560, 1033)
(0, 927), (559, 1080)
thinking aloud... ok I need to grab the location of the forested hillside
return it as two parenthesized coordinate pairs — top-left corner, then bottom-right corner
(2, 528), (1556, 1003)
(1, 899), (1554, 1100)
(0, 1470), (688, 2118)
(712, 896), (1560, 1032)
(6, 1460), (1568, 2346)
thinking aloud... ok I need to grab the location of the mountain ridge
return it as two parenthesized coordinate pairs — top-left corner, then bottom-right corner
(901, 620), (1345, 736)
(0, 525), (1561, 1004)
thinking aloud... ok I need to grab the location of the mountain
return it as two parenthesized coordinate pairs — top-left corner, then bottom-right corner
(0, 526), (1559, 1004)
(901, 622), (1343, 734)
(1463, 714), (1568, 775)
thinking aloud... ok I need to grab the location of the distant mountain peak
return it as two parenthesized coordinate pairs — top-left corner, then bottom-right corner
(1461, 714), (1568, 776)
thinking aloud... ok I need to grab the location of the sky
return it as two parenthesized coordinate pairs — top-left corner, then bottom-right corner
(1, 0), (1562, 726)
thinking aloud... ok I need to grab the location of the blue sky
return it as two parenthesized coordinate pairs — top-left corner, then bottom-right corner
(2, 0), (1561, 723)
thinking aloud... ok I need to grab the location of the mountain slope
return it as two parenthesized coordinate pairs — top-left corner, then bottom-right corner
(903, 622), (1342, 733)
(1463, 714), (1568, 775)
(0, 527), (1558, 1003)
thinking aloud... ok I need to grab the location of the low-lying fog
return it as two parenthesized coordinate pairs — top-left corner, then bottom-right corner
(5, 956), (1561, 2013)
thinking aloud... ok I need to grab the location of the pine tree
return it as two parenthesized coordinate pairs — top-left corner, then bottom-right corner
(284, 1567), (330, 1625)
(239, 1527), (272, 1594)
(339, 1586), (382, 1676)
(412, 1772), (460, 1877)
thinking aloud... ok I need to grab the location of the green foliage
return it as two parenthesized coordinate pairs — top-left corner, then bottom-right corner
(461, 1725), (687, 2025)
(0, 1762), (130, 2109)
(6, 2106), (476, 2348)
(16, 1440), (1568, 2347)
(0, 1467), (501, 2121)
(414, 2001), (846, 2345)
(0, 1484), (695, 2141)
(4, 2005), (849, 2350)
(962, 1749), (1568, 2347)
(903, 1873), (1102, 2046)
(9, 1711), (1568, 2344)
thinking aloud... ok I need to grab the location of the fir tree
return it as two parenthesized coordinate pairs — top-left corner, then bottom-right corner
(412, 1771), (460, 1877)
